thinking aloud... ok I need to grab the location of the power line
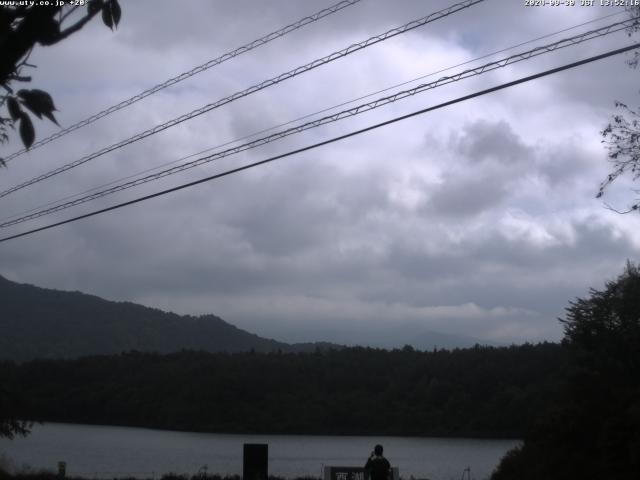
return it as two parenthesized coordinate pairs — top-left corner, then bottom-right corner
(1, 42), (637, 245)
(2, 0), (363, 163)
(1, 9), (625, 225)
(1, 16), (635, 229)
(0, 0), (485, 200)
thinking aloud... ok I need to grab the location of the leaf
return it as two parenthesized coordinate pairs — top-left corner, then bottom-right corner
(101, 0), (121, 30)
(18, 113), (35, 149)
(111, 0), (121, 28)
(42, 110), (59, 126)
(17, 89), (59, 125)
(18, 89), (57, 113)
(102, 2), (113, 29)
(7, 97), (22, 121)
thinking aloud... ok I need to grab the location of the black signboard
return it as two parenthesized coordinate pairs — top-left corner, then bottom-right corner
(243, 443), (268, 480)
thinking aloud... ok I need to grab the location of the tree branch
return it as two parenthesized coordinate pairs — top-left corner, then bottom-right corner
(8, 75), (31, 82)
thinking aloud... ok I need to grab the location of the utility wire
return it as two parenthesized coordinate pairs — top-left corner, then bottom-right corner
(1, 9), (624, 225)
(0, 17), (635, 229)
(2, 0), (363, 163)
(1, 42), (637, 245)
(0, 0), (485, 199)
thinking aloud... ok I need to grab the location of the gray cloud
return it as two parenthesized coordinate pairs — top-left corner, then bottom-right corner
(451, 119), (532, 165)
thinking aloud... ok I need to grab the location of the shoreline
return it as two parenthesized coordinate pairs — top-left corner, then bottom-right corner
(18, 421), (522, 442)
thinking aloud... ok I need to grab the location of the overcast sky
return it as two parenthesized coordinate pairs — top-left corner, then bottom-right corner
(1, 0), (639, 348)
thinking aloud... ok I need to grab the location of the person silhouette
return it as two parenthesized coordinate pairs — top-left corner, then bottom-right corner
(364, 444), (391, 480)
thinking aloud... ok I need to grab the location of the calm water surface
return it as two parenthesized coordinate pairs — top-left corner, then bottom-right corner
(0, 423), (519, 480)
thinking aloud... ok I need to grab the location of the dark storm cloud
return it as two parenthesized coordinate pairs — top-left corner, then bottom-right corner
(451, 119), (532, 165)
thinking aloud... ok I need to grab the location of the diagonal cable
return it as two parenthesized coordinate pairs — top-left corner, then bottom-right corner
(0, 0), (485, 199)
(0, 16), (635, 229)
(0, 11), (625, 223)
(1, 9), (624, 225)
(2, 0), (363, 163)
(1, 42), (638, 244)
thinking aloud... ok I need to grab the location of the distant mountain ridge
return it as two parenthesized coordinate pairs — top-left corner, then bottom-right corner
(0, 275), (335, 361)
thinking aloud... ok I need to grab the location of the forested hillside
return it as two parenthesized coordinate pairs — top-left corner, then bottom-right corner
(0, 343), (565, 438)
(0, 275), (329, 361)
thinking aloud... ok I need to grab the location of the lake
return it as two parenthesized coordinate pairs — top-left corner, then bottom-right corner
(0, 423), (519, 480)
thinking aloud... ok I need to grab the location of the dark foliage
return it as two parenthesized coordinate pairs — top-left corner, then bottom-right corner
(0, 417), (30, 440)
(598, 6), (640, 212)
(1, 473), (247, 480)
(0, 378), (31, 439)
(0, 342), (565, 439)
(491, 263), (640, 480)
(600, 101), (640, 212)
(0, 0), (121, 158)
(0, 473), (314, 480)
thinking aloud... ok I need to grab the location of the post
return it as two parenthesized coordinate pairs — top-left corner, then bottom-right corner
(243, 443), (268, 480)
(57, 461), (66, 480)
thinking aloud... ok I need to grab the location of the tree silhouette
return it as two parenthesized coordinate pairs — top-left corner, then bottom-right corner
(0, 384), (31, 439)
(492, 262), (640, 480)
(0, 0), (121, 165)
(599, 7), (640, 213)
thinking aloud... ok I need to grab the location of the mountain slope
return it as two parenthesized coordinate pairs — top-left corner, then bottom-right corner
(0, 275), (298, 361)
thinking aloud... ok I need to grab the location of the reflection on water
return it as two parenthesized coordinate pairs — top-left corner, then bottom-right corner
(0, 423), (519, 480)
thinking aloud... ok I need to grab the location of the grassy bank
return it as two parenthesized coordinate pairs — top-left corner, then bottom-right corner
(0, 471), (322, 480)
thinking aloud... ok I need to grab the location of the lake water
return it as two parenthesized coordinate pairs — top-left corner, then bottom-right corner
(0, 423), (519, 480)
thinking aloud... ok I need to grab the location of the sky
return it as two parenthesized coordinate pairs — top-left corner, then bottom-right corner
(1, 0), (639, 348)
